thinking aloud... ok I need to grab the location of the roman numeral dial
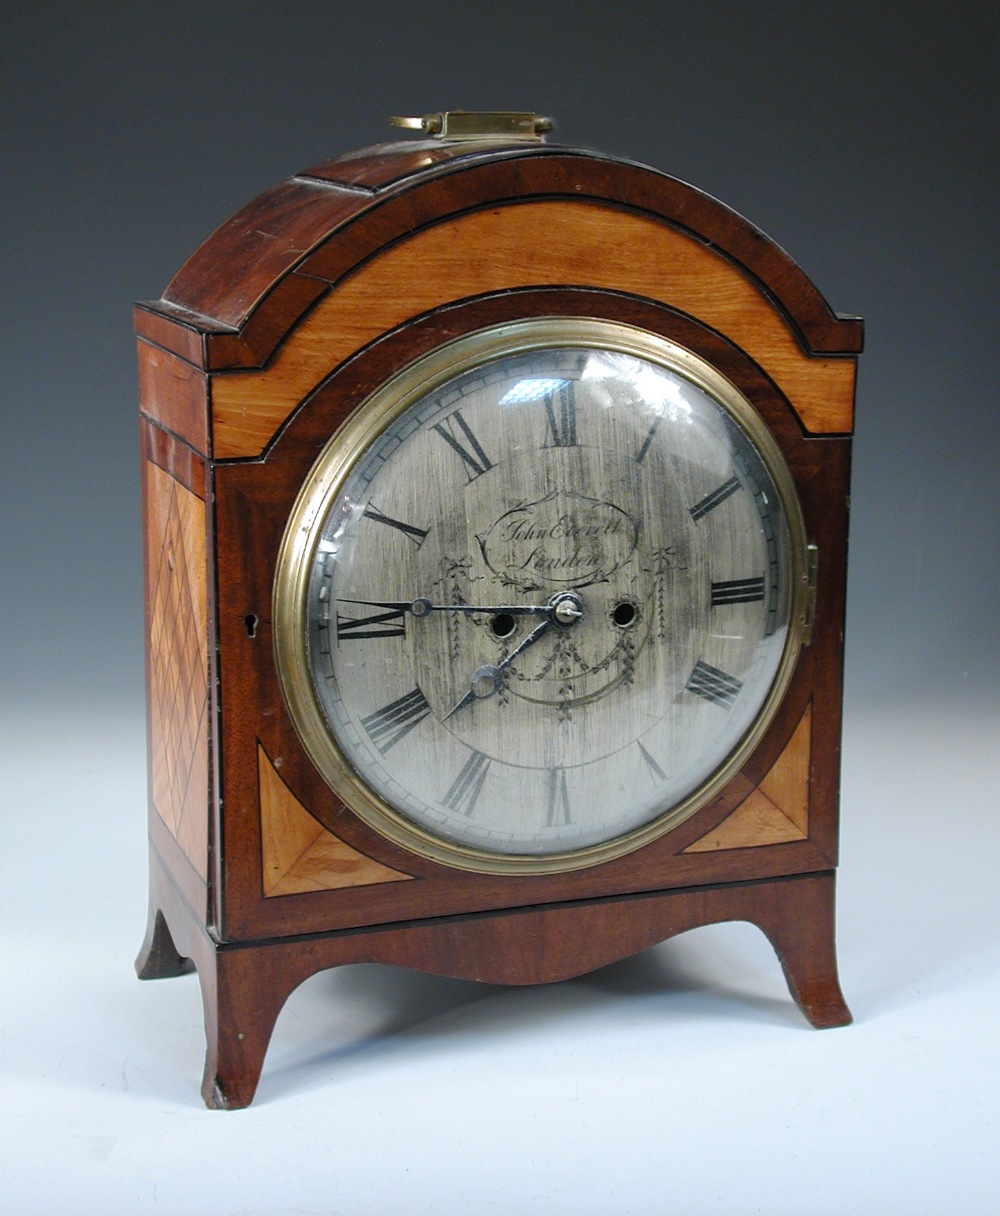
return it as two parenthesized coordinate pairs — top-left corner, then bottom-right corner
(335, 600), (407, 642)
(637, 740), (667, 784)
(690, 475), (741, 521)
(686, 660), (743, 709)
(284, 320), (803, 866)
(432, 409), (493, 480)
(711, 577), (766, 606)
(546, 769), (571, 826)
(360, 688), (431, 753)
(362, 503), (429, 546)
(443, 750), (491, 817)
(635, 415), (663, 464)
(543, 381), (578, 447)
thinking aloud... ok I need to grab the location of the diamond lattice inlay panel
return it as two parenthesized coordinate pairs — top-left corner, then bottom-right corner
(145, 459), (208, 878)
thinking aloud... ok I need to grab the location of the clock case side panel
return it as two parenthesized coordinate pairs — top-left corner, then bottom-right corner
(212, 285), (853, 943)
(137, 344), (222, 954)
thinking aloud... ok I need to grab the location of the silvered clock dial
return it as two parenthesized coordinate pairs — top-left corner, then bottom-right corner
(273, 318), (809, 872)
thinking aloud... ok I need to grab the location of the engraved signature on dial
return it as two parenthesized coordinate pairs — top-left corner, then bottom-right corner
(478, 489), (638, 591)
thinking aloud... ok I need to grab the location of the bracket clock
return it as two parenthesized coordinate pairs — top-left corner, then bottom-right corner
(135, 111), (862, 1108)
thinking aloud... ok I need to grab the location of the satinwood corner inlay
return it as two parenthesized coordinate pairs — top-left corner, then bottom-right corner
(258, 744), (413, 896)
(684, 703), (812, 852)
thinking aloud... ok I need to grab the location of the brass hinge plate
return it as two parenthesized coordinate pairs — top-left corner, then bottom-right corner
(802, 543), (819, 647)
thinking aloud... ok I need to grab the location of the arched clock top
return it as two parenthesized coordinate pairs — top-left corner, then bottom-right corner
(138, 141), (862, 377)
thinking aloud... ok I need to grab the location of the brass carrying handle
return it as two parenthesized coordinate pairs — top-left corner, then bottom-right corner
(389, 111), (553, 141)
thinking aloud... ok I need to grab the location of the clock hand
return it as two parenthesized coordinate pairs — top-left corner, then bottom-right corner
(497, 616), (555, 669)
(443, 617), (555, 720)
(414, 592), (583, 625)
(339, 596), (580, 622)
(410, 597), (551, 619)
(336, 597), (552, 619)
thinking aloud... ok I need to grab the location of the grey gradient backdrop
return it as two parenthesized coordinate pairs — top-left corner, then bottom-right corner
(3, 0), (997, 714)
(1, 3), (997, 1213)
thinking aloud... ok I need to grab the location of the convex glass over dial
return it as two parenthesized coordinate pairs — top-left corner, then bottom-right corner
(273, 319), (808, 872)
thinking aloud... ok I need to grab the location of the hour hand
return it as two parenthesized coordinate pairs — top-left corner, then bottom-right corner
(442, 666), (502, 720)
(443, 618), (554, 720)
(497, 617), (554, 669)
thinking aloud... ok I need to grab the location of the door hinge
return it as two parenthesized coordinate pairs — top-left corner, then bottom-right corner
(802, 543), (819, 646)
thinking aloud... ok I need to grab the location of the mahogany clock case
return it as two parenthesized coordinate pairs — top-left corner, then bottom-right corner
(135, 136), (860, 1105)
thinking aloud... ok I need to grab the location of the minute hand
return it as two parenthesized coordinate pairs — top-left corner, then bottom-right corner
(409, 597), (550, 618)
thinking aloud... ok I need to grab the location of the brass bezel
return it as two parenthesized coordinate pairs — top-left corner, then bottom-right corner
(272, 318), (810, 875)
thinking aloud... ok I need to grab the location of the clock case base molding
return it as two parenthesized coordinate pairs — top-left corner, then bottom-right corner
(136, 135), (861, 1107)
(136, 849), (850, 1111)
